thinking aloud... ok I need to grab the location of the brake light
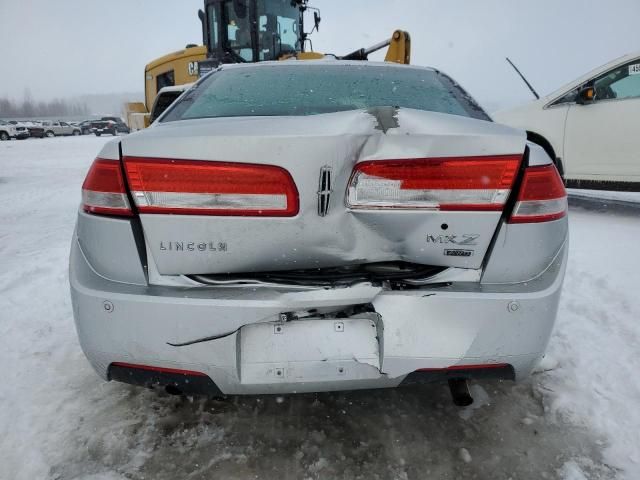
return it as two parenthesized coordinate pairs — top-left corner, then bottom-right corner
(123, 157), (299, 216)
(509, 164), (567, 223)
(347, 155), (521, 211)
(82, 158), (133, 216)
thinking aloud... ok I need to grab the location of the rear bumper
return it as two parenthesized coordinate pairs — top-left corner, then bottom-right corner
(70, 228), (567, 395)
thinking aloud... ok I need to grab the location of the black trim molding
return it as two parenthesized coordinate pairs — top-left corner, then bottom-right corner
(565, 179), (640, 192)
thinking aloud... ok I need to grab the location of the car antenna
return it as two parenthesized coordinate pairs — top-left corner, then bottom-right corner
(506, 57), (540, 100)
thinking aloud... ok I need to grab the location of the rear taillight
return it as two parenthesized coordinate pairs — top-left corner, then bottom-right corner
(82, 158), (133, 216)
(123, 157), (299, 216)
(347, 155), (522, 211)
(509, 164), (567, 223)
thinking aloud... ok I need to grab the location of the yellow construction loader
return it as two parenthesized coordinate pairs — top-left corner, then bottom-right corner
(126, 0), (410, 130)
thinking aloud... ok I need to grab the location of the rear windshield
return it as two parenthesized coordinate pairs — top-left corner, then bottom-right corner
(161, 64), (490, 122)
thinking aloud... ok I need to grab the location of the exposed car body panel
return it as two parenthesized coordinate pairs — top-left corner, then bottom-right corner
(76, 211), (147, 285)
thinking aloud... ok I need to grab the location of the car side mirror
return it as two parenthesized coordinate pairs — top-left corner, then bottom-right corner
(576, 86), (595, 105)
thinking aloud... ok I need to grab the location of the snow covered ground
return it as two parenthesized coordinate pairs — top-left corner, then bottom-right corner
(1, 136), (639, 480)
(568, 188), (640, 206)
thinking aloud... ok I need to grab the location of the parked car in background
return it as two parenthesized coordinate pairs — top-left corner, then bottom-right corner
(78, 120), (95, 135)
(91, 120), (118, 136)
(71, 61), (568, 402)
(0, 120), (29, 140)
(100, 117), (130, 134)
(495, 51), (640, 191)
(22, 121), (45, 138)
(41, 121), (82, 137)
(6, 120), (43, 138)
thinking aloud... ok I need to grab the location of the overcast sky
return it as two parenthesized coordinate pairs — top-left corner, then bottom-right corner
(1, 0), (639, 110)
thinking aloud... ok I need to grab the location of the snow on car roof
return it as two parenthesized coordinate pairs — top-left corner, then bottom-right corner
(157, 83), (194, 94)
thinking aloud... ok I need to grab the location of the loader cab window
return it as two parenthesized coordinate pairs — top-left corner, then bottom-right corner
(206, 4), (219, 51)
(224, 1), (253, 62)
(258, 0), (300, 60)
(156, 70), (175, 93)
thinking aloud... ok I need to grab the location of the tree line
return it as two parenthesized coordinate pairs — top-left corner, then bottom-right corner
(0, 96), (89, 118)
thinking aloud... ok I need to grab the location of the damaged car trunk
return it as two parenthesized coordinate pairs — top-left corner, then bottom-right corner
(119, 105), (525, 280)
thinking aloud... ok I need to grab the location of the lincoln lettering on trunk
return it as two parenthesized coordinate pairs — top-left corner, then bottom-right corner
(159, 241), (228, 252)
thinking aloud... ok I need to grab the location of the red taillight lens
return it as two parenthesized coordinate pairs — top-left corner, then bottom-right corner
(347, 155), (522, 211)
(123, 157), (299, 216)
(509, 164), (567, 223)
(82, 158), (133, 216)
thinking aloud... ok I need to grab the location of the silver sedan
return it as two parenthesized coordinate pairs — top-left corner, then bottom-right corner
(69, 61), (568, 405)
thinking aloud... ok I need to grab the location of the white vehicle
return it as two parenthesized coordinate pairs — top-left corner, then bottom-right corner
(0, 119), (29, 140)
(149, 84), (192, 124)
(494, 52), (640, 190)
(41, 121), (82, 137)
(127, 84), (192, 132)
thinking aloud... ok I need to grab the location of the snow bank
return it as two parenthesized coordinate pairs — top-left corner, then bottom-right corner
(568, 188), (640, 204)
(0, 136), (113, 479)
(540, 206), (640, 475)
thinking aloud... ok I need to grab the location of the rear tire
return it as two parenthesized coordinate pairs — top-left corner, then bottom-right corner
(0, 131), (10, 141)
(73, 130), (81, 136)
(45, 130), (55, 138)
(95, 133), (101, 137)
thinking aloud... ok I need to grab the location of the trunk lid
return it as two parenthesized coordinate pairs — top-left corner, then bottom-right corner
(120, 108), (526, 276)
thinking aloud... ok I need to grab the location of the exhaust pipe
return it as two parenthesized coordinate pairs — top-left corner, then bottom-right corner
(448, 378), (473, 407)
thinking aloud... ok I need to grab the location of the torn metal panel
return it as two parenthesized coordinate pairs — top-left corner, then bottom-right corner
(118, 107), (526, 277)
